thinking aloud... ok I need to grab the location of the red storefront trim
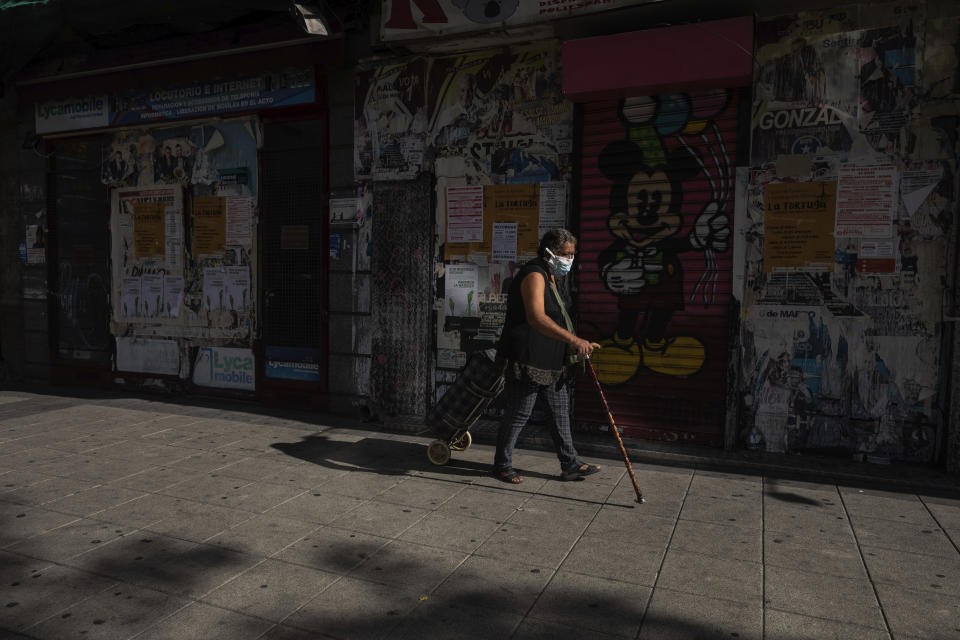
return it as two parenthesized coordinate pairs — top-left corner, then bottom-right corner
(562, 16), (754, 101)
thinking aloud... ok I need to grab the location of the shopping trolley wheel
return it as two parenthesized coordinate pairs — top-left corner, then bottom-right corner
(427, 440), (451, 465)
(449, 431), (472, 452)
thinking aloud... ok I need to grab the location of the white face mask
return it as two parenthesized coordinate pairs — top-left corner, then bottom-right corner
(545, 247), (574, 276)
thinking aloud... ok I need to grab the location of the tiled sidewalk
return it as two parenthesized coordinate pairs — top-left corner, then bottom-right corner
(0, 389), (959, 639)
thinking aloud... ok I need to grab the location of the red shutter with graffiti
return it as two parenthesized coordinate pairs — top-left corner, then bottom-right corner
(575, 90), (741, 446)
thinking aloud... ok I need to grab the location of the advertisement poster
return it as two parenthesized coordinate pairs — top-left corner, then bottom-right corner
(329, 197), (360, 224)
(225, 196), (253, 246)
(103, 120), (258, 195)
(162, 275), (184, 317)
(492, 222), (518, 263)
(202, 267), (225, 311)
(192, 346), (255, 390)
(120, 277), (141, 318)
(265, 346), (322, 382)
(165, 207), (183, 269)
(836, 165), (897, 237)
(858, 238), (898, 274)
(752, 29), (860, 165)
(24, 223), (46, 265)
(115, 337), (180, 375)
(355, 60), (427, 181)
(193, 196), (227, 256)
(445, 264), (479, 317)
(538, 181), (567, 236)
(133, 201), (165, 260)
(436, 348), (467, 370)
(445, 185), (484, 244)
(857, 25), (920, 154)
(139, 273), (164, 318)
(426, 45), (572, 184)
(763, 181), (837, 273)
(483, 184), (540, 260)
(224, 266), (251, 311)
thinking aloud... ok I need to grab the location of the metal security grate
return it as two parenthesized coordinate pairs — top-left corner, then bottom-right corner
(260, 120), (326, 347)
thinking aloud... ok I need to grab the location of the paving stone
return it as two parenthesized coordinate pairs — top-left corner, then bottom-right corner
(862, 545), (960, 596)
(657, 549), (762, 604)
(44, 484), (147, 517)
(201, 558), (338, 621)
(263, 489), (366, 525)
(68, 532), (201, 585)
(283, 576), (421, 640)
(764, 532), (867, 579)
(133, 543), (262, 598)
(512, 618), (626, 640)
(764, 565), (885, 629)
(134, 601), (273, 640)
(373, 476), (466, 509)
(330, 500), (429, 538)
(875, 583), (960, 639)
(8, 517), (130, 563)
(561, 533), (663, 586)
(207, 513), (319, 557)
(582, 506), (676, 547)
(0, 563), (115, 632)
(398, 511), (502, 553)
(389, 597), (524, 640)
(473, 520), (579, 569)
(0, 505), (79, 548)
(435, 486), (529, 522)
(272, 526), (390, 574)
(505, 495), (601, 531)
(0, 475), (97, 506)
(850, 514), (956, 557)
(840, 490), (935, 525)
(431, 554), (554, 615)
(23, 583), (188, 640)
(141, 499), (254, 542)
(764, 609), (891, 640)
(348, 539), (468, 592)
(669, 519), (762, 563)
(528, 571), (649, 638)
(639, 586), (761, 640)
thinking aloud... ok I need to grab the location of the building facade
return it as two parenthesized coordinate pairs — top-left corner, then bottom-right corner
(1, 0), (958, 473)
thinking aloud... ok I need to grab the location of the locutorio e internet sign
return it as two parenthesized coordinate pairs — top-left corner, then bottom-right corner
(35, 96), (110, 134)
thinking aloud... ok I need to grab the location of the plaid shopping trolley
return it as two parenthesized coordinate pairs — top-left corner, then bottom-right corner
(425, 348), (506, 465)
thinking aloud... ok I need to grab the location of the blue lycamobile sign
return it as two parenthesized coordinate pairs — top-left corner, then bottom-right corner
(192, 347), (255, 390)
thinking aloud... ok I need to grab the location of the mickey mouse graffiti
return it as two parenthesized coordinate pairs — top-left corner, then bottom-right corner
(591, 92), (733, 384)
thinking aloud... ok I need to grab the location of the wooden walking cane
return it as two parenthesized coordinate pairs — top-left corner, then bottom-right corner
(585, 352), (645, 504)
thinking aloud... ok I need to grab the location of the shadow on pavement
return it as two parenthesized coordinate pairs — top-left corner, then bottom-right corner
(269, 433), (561, 483)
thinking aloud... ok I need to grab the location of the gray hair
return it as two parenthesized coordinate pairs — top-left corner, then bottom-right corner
(538, 228), (577, 258)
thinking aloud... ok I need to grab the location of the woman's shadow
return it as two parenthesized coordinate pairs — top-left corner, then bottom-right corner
(270, 432), (558, 481)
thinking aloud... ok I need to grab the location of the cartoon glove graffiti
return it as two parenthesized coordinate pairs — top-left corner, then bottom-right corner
(602, 251), (647, 294)
(689, 202), (730, 253)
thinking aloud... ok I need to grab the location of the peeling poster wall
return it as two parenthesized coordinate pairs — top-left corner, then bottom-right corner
(742, 3), (958, 463)
(104, 118), (259, 381)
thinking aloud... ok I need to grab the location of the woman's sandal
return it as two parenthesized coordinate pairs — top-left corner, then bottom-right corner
(494, 469), (523, 484)
(560, 463), (601, 481)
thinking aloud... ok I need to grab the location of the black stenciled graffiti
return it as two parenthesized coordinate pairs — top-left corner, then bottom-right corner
(590, 92), (733, 385)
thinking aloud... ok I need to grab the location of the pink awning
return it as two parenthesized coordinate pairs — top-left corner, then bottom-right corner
(562, 16), (754, 101)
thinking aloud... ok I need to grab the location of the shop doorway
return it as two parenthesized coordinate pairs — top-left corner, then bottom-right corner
(49, 138), (112, 383)
(259, 119), (328, 402)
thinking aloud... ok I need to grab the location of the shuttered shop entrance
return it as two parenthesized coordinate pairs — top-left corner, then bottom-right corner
(575, 90), (743, 445)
